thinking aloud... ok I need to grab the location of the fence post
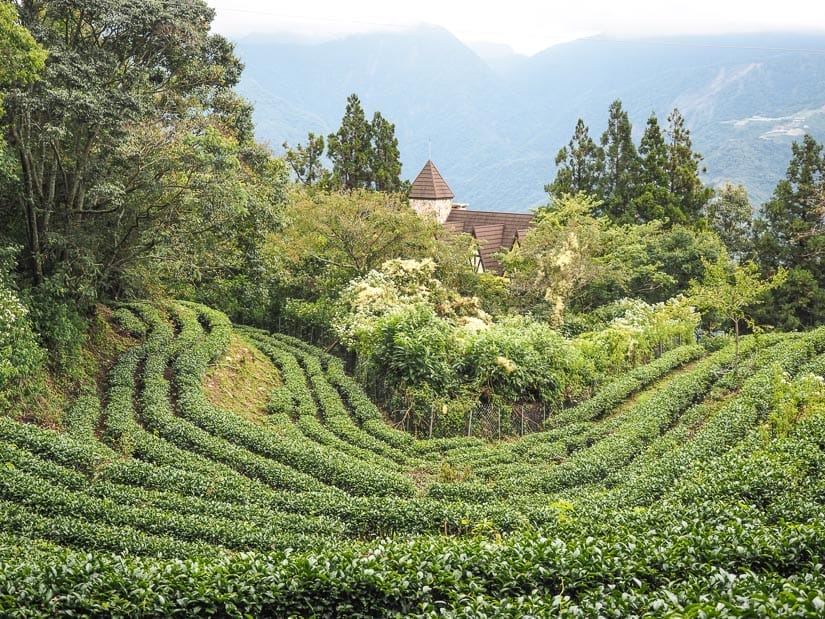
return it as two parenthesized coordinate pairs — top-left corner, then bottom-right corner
(497, 407), (501, 441)
(467, 408), (473, 437)
(429, 405), (434, 439)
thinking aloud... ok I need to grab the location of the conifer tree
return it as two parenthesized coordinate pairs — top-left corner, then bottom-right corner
(665, 107), (712, 223)
(753, 135), (825, 328)
(634, 113), (670, 222)
(599, 100), (640, 222)
(546, 118), (604, 200)
(370, 111), (402, 192)
(283, 132), (327, 187)
(327, 94), (373, 190)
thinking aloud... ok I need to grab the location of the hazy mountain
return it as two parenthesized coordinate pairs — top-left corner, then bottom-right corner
(235, 27), (825, 211)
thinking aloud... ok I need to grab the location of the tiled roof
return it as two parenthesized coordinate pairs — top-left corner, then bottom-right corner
(409, 160), (455, 200)
(473, 224), (507, 274)
(445, 210), (534, 274)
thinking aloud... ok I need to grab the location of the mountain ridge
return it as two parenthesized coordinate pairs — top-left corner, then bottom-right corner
(236, 27), (825, 211)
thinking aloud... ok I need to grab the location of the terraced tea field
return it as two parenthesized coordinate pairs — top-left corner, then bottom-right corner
(2, 302), (825, 616)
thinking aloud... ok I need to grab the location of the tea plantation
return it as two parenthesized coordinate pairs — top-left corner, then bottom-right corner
(2, 302), (825, 616)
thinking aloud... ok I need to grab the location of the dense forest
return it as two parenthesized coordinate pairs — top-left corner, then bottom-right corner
(2, 1), (825, 615)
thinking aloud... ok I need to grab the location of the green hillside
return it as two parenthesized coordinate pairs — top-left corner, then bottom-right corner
(2, 301), (825, 615)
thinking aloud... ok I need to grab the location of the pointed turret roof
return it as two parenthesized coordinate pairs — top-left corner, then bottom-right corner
(409, 160), (454, 200)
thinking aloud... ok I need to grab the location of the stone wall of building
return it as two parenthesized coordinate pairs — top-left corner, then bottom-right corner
(410, 198), (453, 223)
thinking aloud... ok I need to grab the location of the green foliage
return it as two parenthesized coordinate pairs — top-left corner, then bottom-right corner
(599, 99), (640, 221)
(548, 101), (712, 226)
(0, 273), (44, 406)
(371, 305), (455, 393)
(665, 107), (714, 223)
(0, 1), (45, 114)
(705, 182), (754, 259)
(1, 0), (271, 306)
(283, 131), (327, 186)
(753, 134), (825, 327)
(458, 317), (587, 406)
(689, 252), (787, 362)
(20, 276), (88, 377)
(267, 188), (452, 301)
(503, 193), (608, 323)
(545, 118), (603, 198)
(503, 194), (723, 317)
(633, 113), (671, 222)
(326, 94), (404, 192)
(334, 257), (485, 350)
(3, 300), (825, 615)
(327, 93), (374, 190)
(369, 111), (403, 192)
(573, 297), (700, 374)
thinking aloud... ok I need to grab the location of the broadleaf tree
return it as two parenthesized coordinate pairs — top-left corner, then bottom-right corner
(1, 0), (260, 302)
(704, 182), (753, 260)
(689, 253), (786, 366)
(0, 1), (45, 114)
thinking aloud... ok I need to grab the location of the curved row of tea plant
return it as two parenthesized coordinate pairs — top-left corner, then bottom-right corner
(170, 313), (416, 497)
(3, 302), (825, 616)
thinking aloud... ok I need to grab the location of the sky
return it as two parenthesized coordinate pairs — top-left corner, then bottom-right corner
(206, 0), (825, 55)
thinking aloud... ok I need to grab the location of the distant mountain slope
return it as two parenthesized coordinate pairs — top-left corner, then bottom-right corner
(236, 28), (825, 211)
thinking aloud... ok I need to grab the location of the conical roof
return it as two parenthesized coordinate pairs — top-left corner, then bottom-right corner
(409, 160), (454, 200)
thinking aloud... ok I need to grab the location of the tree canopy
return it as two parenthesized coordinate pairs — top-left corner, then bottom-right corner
(286, 94), (403, 192)
(0, 1), (45, 114)
(2, 0), (270, 302)
(547, 101), (711, 226)
(753, 134), (825, 329)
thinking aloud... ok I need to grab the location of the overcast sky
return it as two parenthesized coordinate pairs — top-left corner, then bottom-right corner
(206, 1), (825, 55)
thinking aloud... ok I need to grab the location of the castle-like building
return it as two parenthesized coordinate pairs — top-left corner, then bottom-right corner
(408, 160), (533, 274)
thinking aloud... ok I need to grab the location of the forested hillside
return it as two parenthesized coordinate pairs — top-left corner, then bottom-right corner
(237, 28), (825, 209)
(3, 1), (825, 615)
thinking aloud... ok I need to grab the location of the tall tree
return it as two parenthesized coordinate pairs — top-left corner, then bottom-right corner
(283, 132), (327, 187)
(665, 107), (712, 223)
(369, 111), (402, 193)
(633, 113), (672, 222)
(753, 135), (825, 328)
(546, 118), (603, 200)
(705, 183), (753, 260)
(501, 193), (609, 323)
(2, 0), (246, 297)
(757, 135), (825, 269)
(599, 100), (639, 223)
(327, 93), (373, 190)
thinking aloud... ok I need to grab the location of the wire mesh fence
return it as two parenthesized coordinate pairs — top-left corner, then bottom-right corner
(463, 402), (548, 439)
(401, 401), (550, 439)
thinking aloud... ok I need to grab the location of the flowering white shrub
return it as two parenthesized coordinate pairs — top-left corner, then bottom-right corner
(334, 258), (489, 351)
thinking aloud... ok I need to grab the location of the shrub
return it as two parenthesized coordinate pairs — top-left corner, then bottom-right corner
(0, 281), (44, 406)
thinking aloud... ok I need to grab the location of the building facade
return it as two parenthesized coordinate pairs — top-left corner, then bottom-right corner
(409, 160), (534, 274)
